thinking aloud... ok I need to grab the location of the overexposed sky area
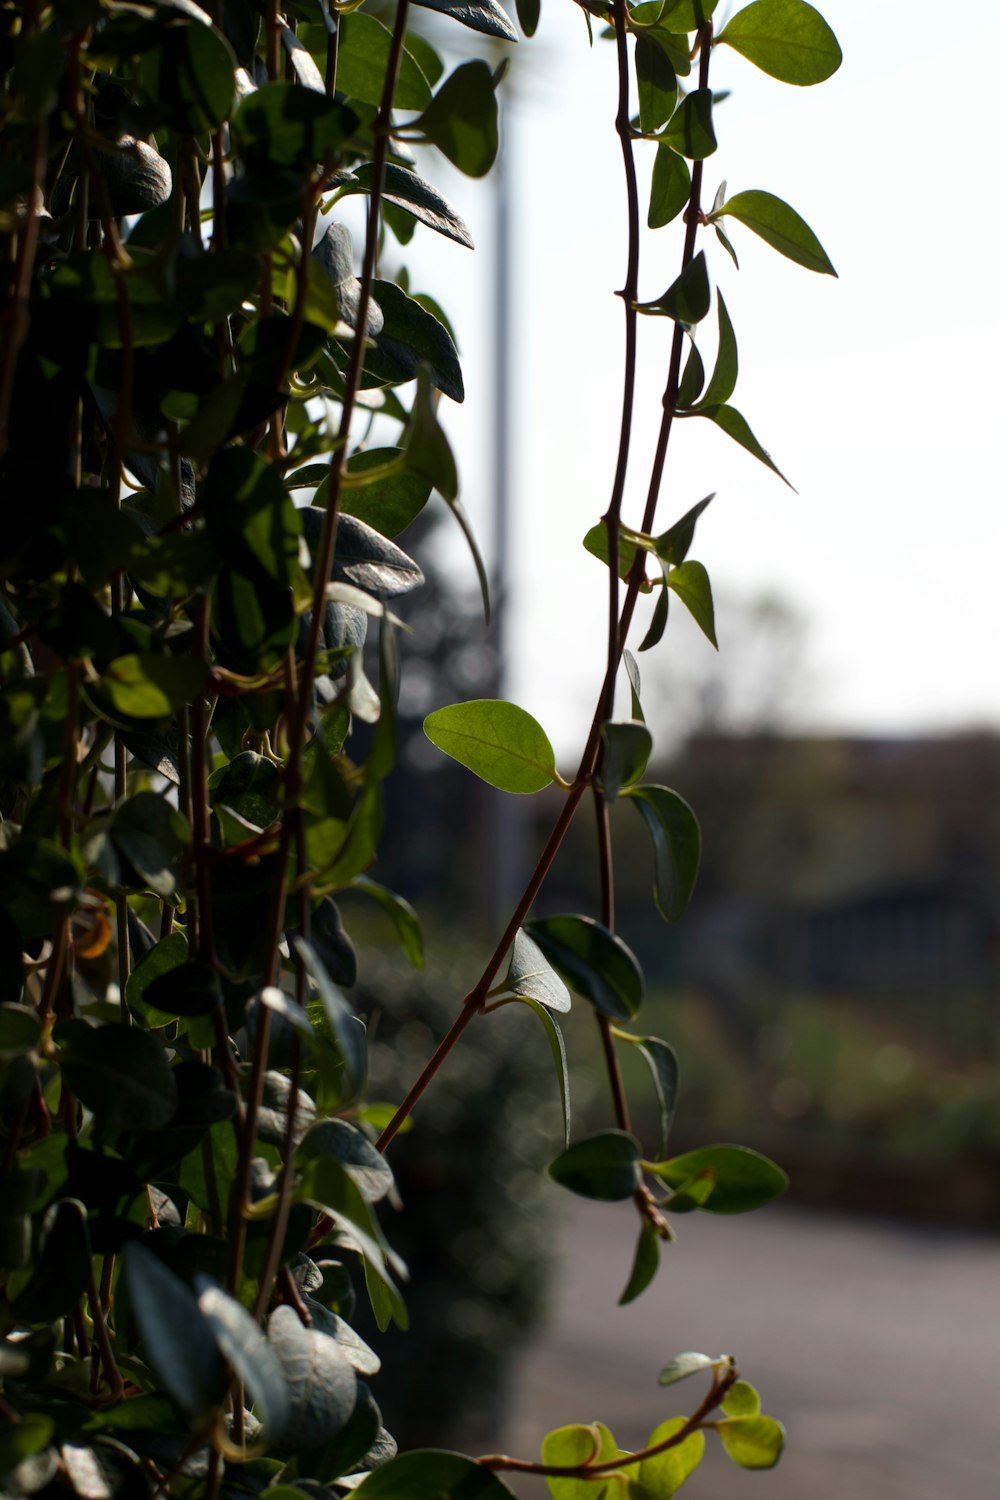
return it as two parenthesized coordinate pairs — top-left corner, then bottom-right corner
(397, 1), (1000, 757)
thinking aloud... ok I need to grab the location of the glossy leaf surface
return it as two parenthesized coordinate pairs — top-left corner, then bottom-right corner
(716, 189), (836, 274)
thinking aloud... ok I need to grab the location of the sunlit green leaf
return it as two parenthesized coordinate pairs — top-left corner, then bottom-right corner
(647, 1143), (788, 1212)
(717, 1415), (785, 1468)
(715, 189), (836, 274)
(424, 699), (557, 794)
(717, 0), (842, 85)
(667, 560), (717, 647)
(541, 1423), (633, 1500)
(638, 1417), (705, 1494)
(722, 1381), (762, 1417)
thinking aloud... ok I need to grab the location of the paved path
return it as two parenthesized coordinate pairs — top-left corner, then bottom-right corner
(496, 1202), (999, 1499)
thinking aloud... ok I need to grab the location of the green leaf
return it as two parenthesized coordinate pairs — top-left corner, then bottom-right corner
(722, 1381), (761, 1417)
(353, 1450), (517, 1499)
(658, 1351), (718, 1386)
(654, 494), (713, 565)
(694, 403), (792, 485)
(649, 1144), (788, 1212)
(505, 929), (571, 1012)
(619, 1219), (660, 1305)
(717, 0), (842, 85)
(232, 84), (357, 172)
(600, 721), (652, 800)
(344, 163), (474, 249)
(637, 250), (710, 326)
(123, 1243), (226, 1422)
(525, 915), (644, 1021)
(298, 1119), (394, 1203)
(99, 654), (207, 721)
(410, 0), (519, 43)
(582, 520), (653, 592)
(717, 1415), (785, 1469)
(136, 16), (236, 134)
(336, 14), (433, 110)
(639, 574), (670, 653)
(516, 0), (541, 36)
(519, 998), (571, 1148)
(295, 938), (367, 1102)
(648, 144), (691, 229)
(145, 961), (221, 1018)
(195, 1277), (290, 1441)
(125, 931), (190, 1026)
(404, 366), (458, 501)
(624, 784), (701, 922)
(541, 1423), (634, 1500)
(424, 699), (557, 794)
(414, 61), (502, 178)
(667, 560), (717, 647)
(638, 1418), (705, 1495)
(715, 219), (740, 267)
(10, 1200), (90, 1323)
(268, 1304), (358, 1450)
(0, 1413), (54, 1480)
(107, 791), (191, 899)
(636, 34), (677, 133)
(622, 1034), (679, 1157)
(623, 650), (643, 720)
(715, 188), (835, 274)
(316, 448), (431, 538)
(658, 0), (719, 26)
(694, 292), (738, 408)
(365, 279), (464, 402)
(56, 1020), (177, 1131)
(661, 88), (716, 159)
(547, 1130), (642, 1201)
(350, 877), (425, 969)
(676, 340), (705, 409)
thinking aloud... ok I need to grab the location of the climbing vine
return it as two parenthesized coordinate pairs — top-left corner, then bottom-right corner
(0, 0), (840, 1494)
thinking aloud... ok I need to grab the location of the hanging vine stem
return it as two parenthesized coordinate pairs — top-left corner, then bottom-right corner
(374, 21), (715, 1158)
(229, 0), (413, 1300)
(479, 1361), (737, 1477)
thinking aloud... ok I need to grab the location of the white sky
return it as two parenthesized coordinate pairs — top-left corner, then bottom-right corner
(398, 1), (1000, 757)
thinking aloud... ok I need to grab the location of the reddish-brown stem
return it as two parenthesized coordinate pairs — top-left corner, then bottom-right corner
(479, 1365), (735, 1476)
(374, 24), (714, 1156)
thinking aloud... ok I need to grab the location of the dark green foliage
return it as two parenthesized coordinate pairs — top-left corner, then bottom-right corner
(0, 0), (840, 1491)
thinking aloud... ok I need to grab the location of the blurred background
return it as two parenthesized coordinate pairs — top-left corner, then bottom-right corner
(347, 1), (1000, 1496)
